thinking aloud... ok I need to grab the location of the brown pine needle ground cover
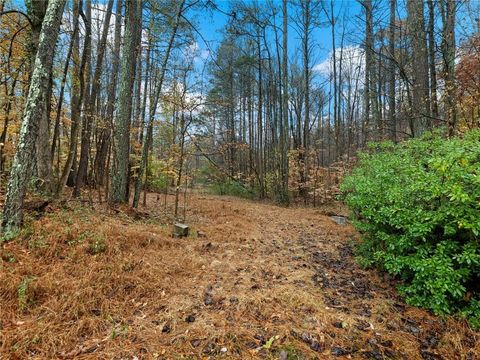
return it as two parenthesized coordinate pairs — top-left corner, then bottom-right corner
(0, 193), (479, 359)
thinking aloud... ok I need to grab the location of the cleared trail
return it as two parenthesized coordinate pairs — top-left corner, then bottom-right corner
(182, 195), (478, 359)
(0, 194), (477, 359)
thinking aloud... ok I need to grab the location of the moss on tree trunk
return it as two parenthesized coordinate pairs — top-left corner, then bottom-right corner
(2, 0), (66, 233)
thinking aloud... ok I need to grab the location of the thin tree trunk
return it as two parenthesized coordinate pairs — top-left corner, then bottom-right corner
(138, 33), (151, 146)
(94, 0), (122, 187)
(73, 0), (94, 196)
(388, 0), (396, 140)
(0, 79), (17, 175)
(57, 0), (86, 194)
(257, 29), (265, 197)
(441, 0), (456, 135)
(88, 0), (113, 185)
(427, 0), (439, 122)
(363, 0), (373, 144)
(301, 1), (311, 201)
(174, 111), (187, 220)
(132, 0), (185, 208)
(51, 20), (78, 163)
(0, 0), (5, 26)
(281, 0), (289, 203)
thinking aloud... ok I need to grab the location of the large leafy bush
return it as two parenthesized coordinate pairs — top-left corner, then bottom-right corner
(341, 131), (480, 327)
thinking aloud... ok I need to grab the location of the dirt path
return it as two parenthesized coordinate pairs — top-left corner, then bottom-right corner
(147, 194), (478, 359)
(1, 194), (478, 359)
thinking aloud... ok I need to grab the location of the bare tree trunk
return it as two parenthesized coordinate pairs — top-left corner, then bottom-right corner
(94, 0), (122, 187)
(57, 0), (84, 194)
(133, 0), (185, 208)
(75, 0), (113, 193)
(138, 33), (151, 146)
(36, 75), (54, 193)
(124, 0), (143, 201)
(110, 0), (141, 203)
(26, 0), (47, 76)
(51, 20), (78, 164)
(388, 0), (396, 140)
(363, 0), (373, 144)
(327, 0), (343, 155)
(0, 0), (5, 26)
(133, 42), (143, 139)
(427, 0), (439, 122)
(280, 0), (289, 204)
(3, 0), (66, 232)
(73, 0), (93, 196)
(256, 25), (265, 197)
(174, 110), (187, 220)
(407, 0), (430, 135)
(302, 1), (310, 201)
(440, 0), (456, 135)
(0, 79), (17, 175)
(26, 0), (53, 193)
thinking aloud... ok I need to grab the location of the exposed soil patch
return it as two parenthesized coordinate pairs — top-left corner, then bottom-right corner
(0, 194), (478, 359)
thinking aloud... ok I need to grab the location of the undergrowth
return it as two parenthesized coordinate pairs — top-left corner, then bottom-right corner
(18, 276), (36, 312)
(342, 130), (480, 328)
(209, 180), (255, 199)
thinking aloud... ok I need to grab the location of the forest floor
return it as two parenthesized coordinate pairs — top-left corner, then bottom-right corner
(0, 192), (479, 359)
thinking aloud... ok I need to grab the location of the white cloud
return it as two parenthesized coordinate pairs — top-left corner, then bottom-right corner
(185, 41), (210, 65)
(313, 45), (365, 79)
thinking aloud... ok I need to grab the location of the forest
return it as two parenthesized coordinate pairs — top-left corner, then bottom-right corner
(0, 0), (480, 358)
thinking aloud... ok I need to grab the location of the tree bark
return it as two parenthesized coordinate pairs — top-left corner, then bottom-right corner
(26, 0), (54, 192)
(26, 0), (47, 75)
(440, 0), (456, 135)
(3, 0), (66, 232)
(57, 0), (83, 194)
(427, 0), (439, 122)
(94, 0), (122, 187)
(109, 0), (140, 203)
(51, 18), (78, 164)
(407, 0), (430, 135)
(302, 0), (310, 187)
(75, 0), (113, 192)
(132, 0), (185, 208)
(388, 0), (396, 140)
(280, 0), (289, 204)
(0, 0), (5, 26)
(73, 0), (93, 196)
(363, 0), (373, 144)
(255, 16), (265, 198)
(0, 79), (17, 175)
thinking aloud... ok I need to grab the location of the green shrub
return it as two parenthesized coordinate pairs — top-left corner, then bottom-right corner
(209, 180), (255, 199)
(18, 276), (37, 311)
(341, 130), (480, 326)
(146, 159), (170, 192)
(88, 236), (106, 255)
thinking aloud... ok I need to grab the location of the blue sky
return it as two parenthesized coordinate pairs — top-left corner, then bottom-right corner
(193, 0), (480, 83)
(195, 0), (365, 70)
(9, 0), (479, 78)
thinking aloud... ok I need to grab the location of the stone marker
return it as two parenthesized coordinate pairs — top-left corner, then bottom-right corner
(330, 216), (347, 225)
(173, 223), (189, 237)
